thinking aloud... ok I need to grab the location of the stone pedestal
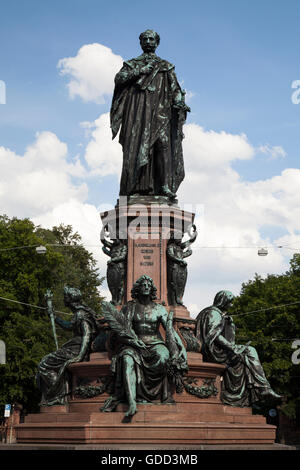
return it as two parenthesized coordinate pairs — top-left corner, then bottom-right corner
(100, 200), (194, 314)
(15, 352), (276, 445)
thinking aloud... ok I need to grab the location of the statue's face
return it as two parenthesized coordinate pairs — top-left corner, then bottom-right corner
(139, 278), (153, 296)
(222, 298), (234, 313)
(140, 32), (158, 53)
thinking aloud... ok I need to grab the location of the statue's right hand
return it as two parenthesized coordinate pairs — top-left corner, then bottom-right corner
(232, 345), (246, 356)
(140, 63), (154, 75)
(44, 289), (53, 301)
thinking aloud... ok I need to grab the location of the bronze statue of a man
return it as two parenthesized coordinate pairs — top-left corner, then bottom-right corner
(110, 30), (190, 199)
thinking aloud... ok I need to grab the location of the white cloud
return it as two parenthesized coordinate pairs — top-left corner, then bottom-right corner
(0, 131), (87, 218)
(175, 123), (297, 310)
(32, 199), (110, 294)
(183, 124), (255, 171)
(258, 144), (287, 159)
(82, 113), (122, 177)
(58, 43), (123, 104)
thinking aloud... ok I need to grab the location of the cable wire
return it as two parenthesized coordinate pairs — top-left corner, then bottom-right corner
(231, 300), (300, 316)
(0, 295), (72, 315)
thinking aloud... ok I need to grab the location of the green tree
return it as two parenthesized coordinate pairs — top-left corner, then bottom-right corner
(231, 255), (300, 422)
(0, 215), (104, 414)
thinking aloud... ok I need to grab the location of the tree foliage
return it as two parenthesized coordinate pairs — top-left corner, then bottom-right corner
(0, 215), (104, 414)
(231, 255), (300, 420)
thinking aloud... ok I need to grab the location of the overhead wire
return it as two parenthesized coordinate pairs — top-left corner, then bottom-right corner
(0, 295), (72, 315)
(1, 242), (300, 251)
(0, 294), (299, 319)
(231, 300), (300, 316)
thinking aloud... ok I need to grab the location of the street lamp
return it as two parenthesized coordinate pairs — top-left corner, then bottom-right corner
(36, 245), (47, 255)
(258, 248), (268, 257)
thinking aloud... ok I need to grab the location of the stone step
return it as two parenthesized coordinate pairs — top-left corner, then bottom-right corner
(25, 413), (91, 424)
(137, 412), (266, 425)
(68, 400), (255, 416)
(24, 409), (266, 426)
(88, 411), (265, 425)
(15, 420), (276, 445)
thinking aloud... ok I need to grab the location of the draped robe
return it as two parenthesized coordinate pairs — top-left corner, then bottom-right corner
(36, 306), (98, 406)
(110, 53), (186, 196)
(102, 300), (188, 410)
(196, 306), (274, 407)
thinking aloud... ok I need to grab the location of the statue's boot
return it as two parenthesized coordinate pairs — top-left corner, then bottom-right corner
(161, 185), (176, 199)
(176, 296), (184, 306)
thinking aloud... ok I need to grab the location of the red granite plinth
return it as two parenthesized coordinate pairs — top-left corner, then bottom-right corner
(15, 352), (276, 445)
(100, 202), (195, 312)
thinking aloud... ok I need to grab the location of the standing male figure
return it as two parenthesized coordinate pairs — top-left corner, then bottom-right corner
(111, 30), (190, 199)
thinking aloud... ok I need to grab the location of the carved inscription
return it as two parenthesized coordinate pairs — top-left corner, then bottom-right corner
(135, 243), (159, 267)
(132, 239), (162, 298)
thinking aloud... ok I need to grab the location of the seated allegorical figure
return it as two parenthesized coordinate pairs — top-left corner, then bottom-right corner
(100, 275), (188, 422)
(36, 286), (100, 406)
(195, 290), (281, 407)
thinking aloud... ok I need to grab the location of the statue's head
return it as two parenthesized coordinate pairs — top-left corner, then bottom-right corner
(131, 275), (157, 300)
(63, 286), (82, 305)
(139, 29), (160, 53)
(213, 290), (235, 312)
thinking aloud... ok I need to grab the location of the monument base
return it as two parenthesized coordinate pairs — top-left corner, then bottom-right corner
(15, 352), (276, 446)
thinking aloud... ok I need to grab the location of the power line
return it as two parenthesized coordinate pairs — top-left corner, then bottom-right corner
(0, 293), (299, 321)
(0, 295), (72, 315)
(271, 338), (300, 342)
(231, 300), (300, 316)
(0, 296), (45, 310)
(0, 243), (88, 252)
(1, 242), (300, 252)
(0, 244), (41, 252)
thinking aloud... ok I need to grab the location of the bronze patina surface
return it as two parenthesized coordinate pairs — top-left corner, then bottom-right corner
(111, 29), (190, 199)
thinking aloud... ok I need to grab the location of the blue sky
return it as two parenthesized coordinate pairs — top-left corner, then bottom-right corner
(1, 0), (299, 173)
(1, 0), (300, 309)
